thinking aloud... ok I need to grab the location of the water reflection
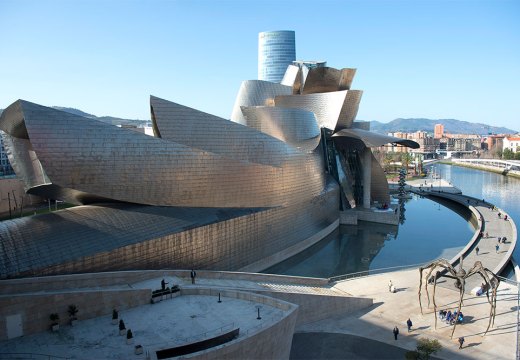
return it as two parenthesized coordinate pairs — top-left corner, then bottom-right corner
(264, 222), (397, 278)
(264, 193), (473, 278)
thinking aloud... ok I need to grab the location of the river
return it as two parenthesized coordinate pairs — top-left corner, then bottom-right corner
(264, 163), (519, 278)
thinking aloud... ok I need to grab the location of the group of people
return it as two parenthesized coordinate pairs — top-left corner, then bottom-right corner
(392, 318), (413, 340)
(439, 309), (464, 325)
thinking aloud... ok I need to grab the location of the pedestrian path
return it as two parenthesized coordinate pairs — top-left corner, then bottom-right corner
(407, 180), (517, 292)
(319, 268), (518, 360)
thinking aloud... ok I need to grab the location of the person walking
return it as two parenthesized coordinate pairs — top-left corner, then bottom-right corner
(393, 326), (399, 340)
(458, 336), (465, 349)
(496, 244), (500, 253)
(475, 246), (479, 256)
(190, 269), (197, 284)
(406, 318), (413, 332)
(388, 280), (393, 293)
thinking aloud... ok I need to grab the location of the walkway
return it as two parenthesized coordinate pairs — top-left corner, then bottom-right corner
(311, 268), (517, 360)
(406, 178), (517, 291)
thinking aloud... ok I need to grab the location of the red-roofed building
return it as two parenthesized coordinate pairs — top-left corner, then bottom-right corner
(504, 136), (520, 153)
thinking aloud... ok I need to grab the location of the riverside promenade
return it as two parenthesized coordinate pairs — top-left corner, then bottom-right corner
(406, 178), (518, 290)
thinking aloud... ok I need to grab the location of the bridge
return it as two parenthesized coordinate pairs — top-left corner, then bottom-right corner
(452, 158), (520, 176)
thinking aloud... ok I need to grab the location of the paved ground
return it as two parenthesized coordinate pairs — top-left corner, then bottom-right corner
(407, 177), (516, 291)
(297, 268), (518, 360)
(0, 290), (288, 359)
(290, 332), (442, 360)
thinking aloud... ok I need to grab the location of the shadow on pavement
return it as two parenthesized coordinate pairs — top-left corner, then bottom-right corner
(290, 332), (472, 360)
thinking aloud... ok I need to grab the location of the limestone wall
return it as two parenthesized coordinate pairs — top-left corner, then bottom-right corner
(0, 289), (149, 340)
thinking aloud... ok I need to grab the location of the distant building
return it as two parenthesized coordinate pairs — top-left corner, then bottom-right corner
(503, 136), (520, 153)
(485, 135), (505, 153)
(258, 30), (296, 83)
(434, 124), (444, 139)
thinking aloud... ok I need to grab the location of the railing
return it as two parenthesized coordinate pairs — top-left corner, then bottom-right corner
(328, 262), (429, 283)
(143, 322), (236, 350)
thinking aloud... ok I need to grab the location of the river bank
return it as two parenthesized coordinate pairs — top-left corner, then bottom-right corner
(440, 160), (520, 179)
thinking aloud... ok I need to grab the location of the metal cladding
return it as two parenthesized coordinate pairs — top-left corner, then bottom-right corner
(151, 96), (296, 166)
(230, 80), (292, 125)
(0, 100), (327, 208)
(333, 128), (420, 149)
(275, 90), (348, 130)
(281, 64), (302, 94)
(302, 67), (356, 94)
(240, 106), (321, 151)
(336, 90), (363, 131)
(0, 61), (419, 279)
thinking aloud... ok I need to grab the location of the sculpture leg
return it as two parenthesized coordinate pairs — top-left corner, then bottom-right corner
(419, 267), (424, 314)
(433, 275), (438, 330)
(451, 281), (465, 339)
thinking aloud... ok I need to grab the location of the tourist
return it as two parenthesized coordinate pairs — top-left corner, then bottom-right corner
(388, 280), (393, 292)
(393, 326), (399, 340)
(439, 309), (447, 320)
(161, 278), (168, 290)
(498, 212), (502, 218)
(190, 269), (197, 284)
(502, 236), (507, 243)
(446, 310), (452, 323)
(475, 246), (479, 256)
(496, 244), (500, 253)
(485, 232), (488, 238)
(505, 215), (508, 221)
(458, 336), (465, 349)
(498, 237), (501, 243)
(406, 318), (413, 332)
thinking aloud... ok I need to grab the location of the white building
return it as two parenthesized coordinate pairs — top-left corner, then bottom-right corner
(503, 136), (520, 153)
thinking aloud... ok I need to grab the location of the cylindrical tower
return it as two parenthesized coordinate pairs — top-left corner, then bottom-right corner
(258, 30), (296, 83)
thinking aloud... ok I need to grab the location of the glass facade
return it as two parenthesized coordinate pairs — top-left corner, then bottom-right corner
(258, 30), (296, 83)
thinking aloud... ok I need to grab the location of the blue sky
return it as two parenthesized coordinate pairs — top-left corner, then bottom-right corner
(1, 0), (519, 130)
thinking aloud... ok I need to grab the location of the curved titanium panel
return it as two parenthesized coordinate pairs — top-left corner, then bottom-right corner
(240, 106), (320, 151)
(281, 65), (302, 94)
(0, 100), (29, 139)
(150, 96), (296, 166)
(274, 90), (347, 130)
(1, 134), (50, 190)
(336, 90), (363, 131)
(1, 100), (327, 208)
(302, 67), (356, 94)
(230, 80), (292, 125)
(0, 177), (339, 279)
(370, 151), (390, 205)
(333, 128), (420, 149)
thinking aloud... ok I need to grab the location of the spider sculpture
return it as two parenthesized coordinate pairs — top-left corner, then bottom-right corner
(418, 258), (499, 338)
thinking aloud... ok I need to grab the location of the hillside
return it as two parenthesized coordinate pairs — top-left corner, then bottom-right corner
(0, 106), (148, 127)
(1, 107), (516, 135)
(369, 118), (517, 135)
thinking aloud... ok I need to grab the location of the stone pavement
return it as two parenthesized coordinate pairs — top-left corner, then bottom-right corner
(297, 268), (517, 360)
(406, 178), (517, 292)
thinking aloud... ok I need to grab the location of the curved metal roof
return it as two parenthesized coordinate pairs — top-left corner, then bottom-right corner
(333, 128), (420, 149)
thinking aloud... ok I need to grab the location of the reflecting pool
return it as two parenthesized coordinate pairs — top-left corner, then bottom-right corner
(265, 192), (474, 277)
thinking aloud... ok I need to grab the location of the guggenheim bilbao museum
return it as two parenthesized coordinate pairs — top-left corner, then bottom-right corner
(0, 63), (418, 279)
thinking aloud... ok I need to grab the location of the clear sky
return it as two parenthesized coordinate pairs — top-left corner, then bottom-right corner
(1, 0), (519, 130)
